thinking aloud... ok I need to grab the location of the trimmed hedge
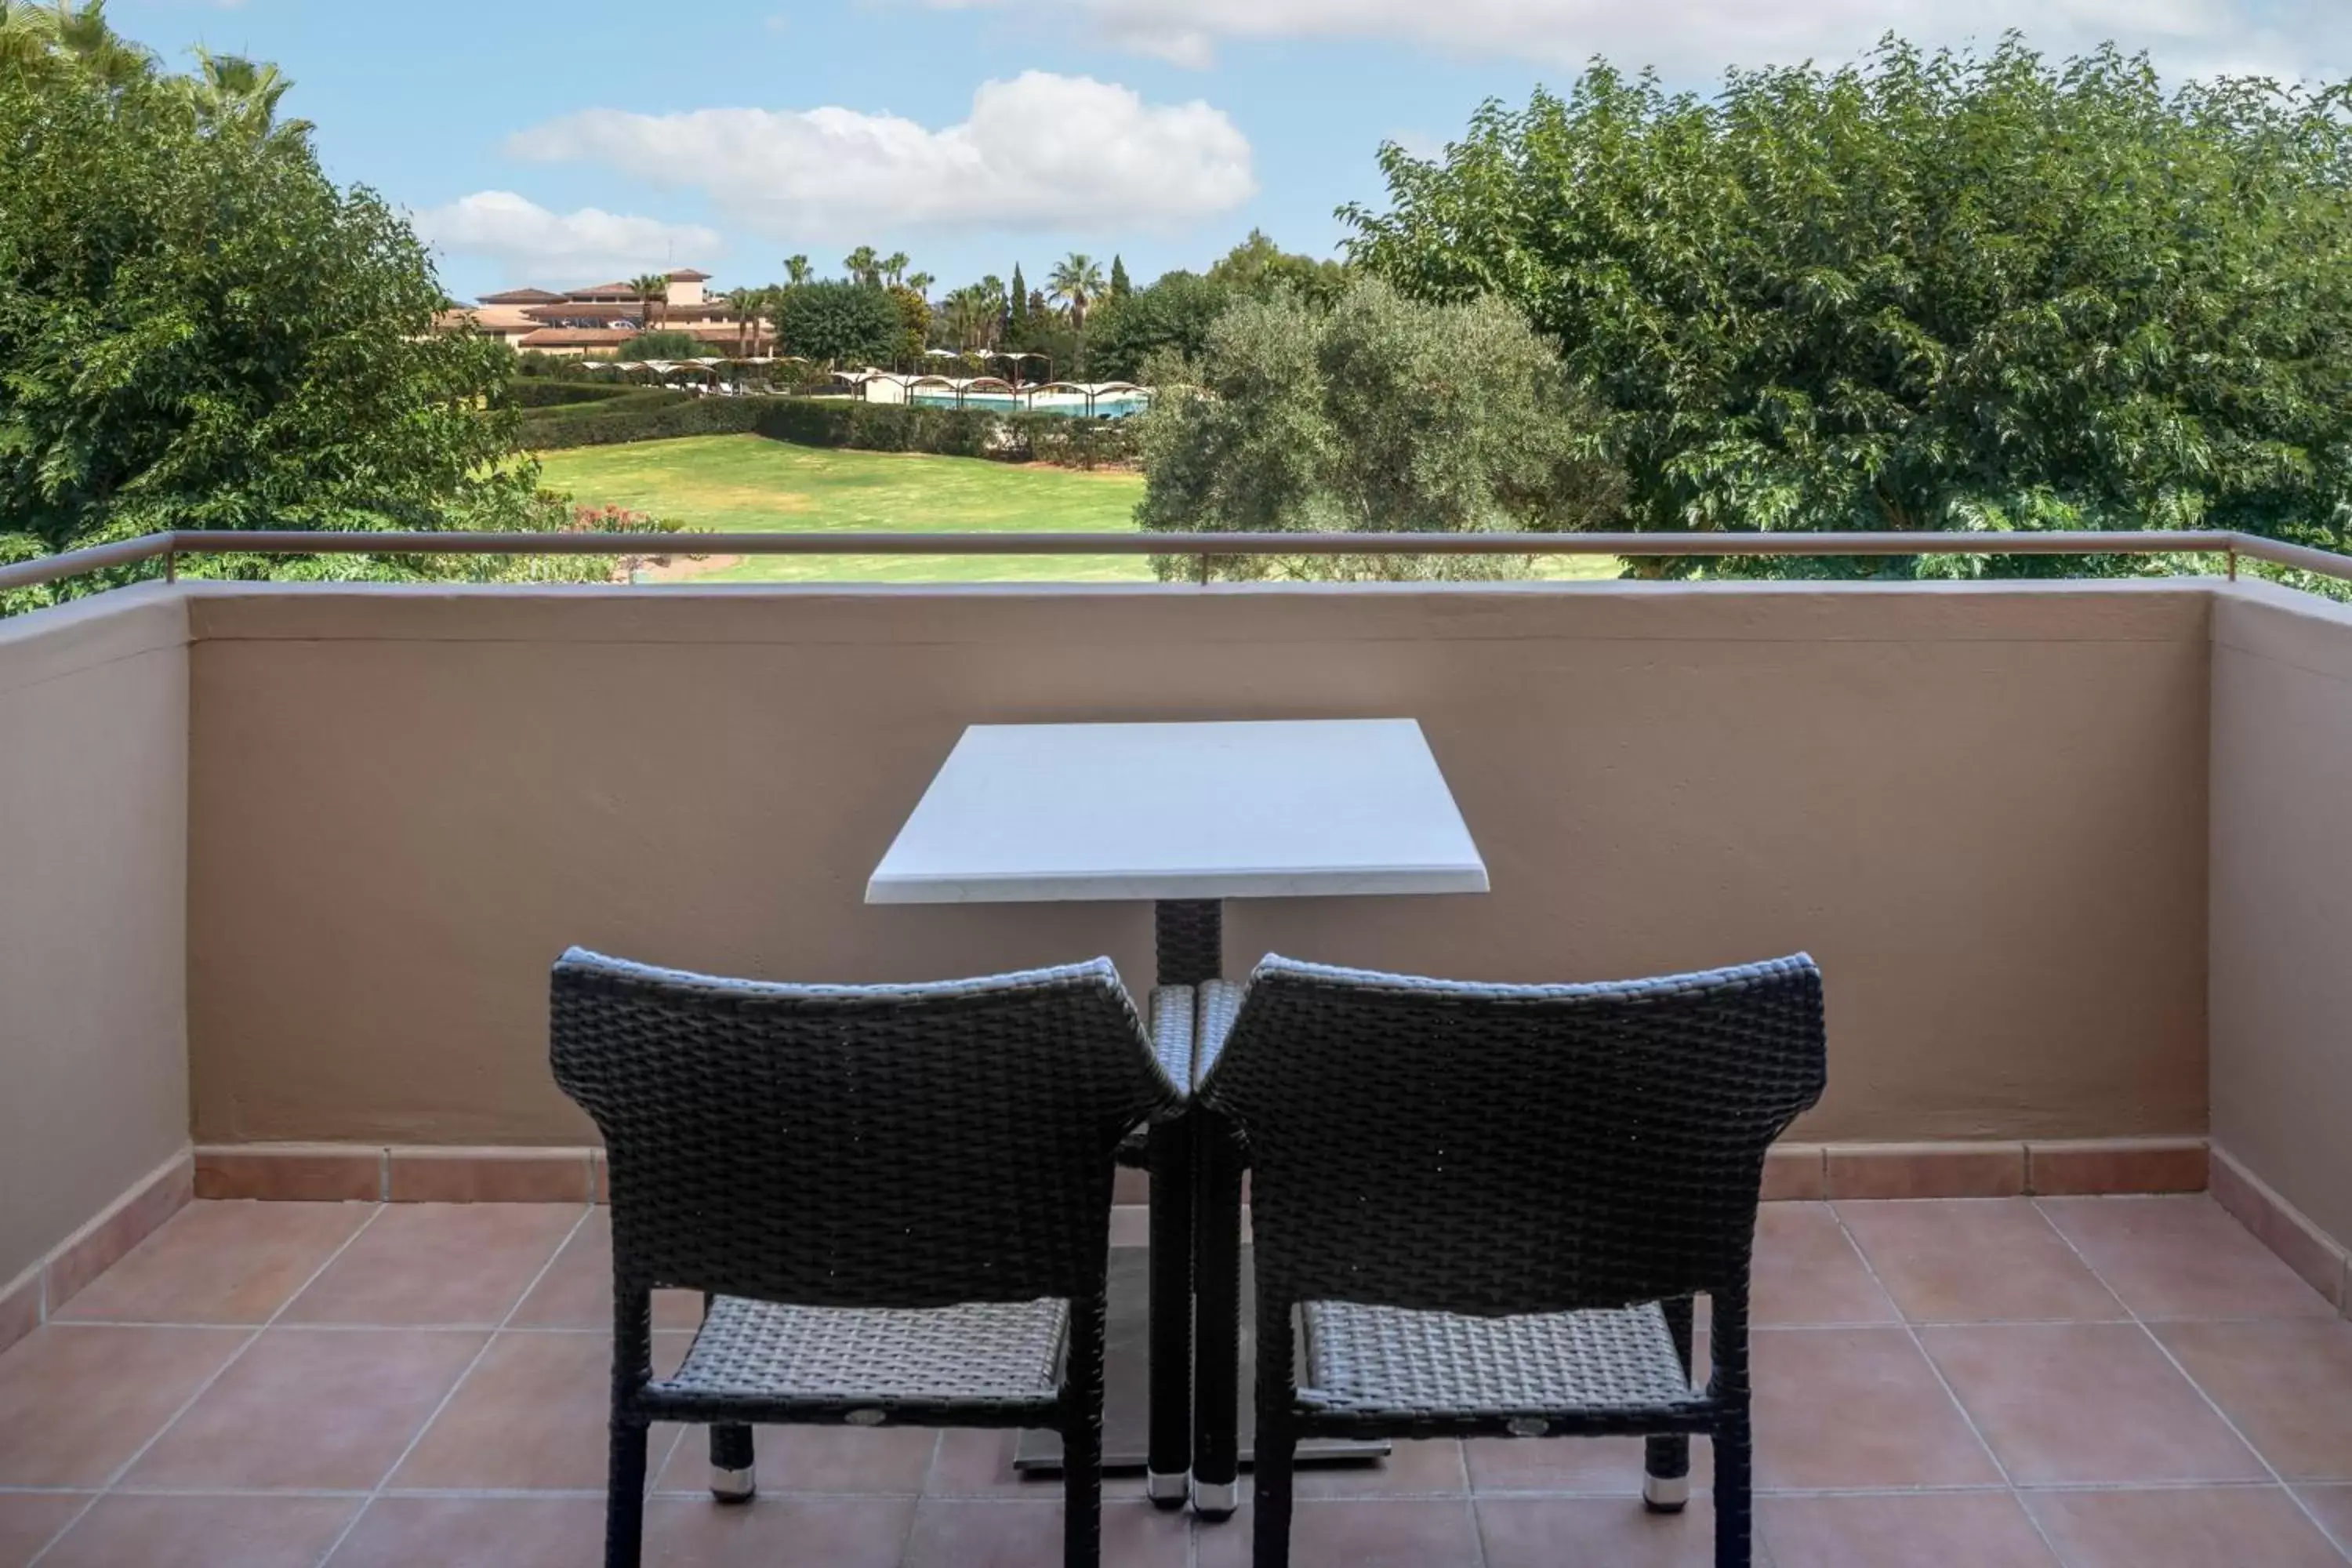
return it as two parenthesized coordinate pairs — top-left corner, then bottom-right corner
(503, 380), (644, 409)
(751, 399), (1141, 469)
(521, 392), (1143, 467)
(521, 392), (763, 449)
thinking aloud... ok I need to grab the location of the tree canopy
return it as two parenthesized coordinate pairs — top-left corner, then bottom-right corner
(1136, 278), (1624, 577)
(1344, 38), (2352, 572)
(771, 281), (903, 368)
(0, 0), (531, 567)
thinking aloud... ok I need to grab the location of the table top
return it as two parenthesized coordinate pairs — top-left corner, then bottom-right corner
(866, 719), (1490, 905)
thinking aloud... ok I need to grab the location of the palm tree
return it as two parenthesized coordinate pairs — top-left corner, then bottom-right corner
(0, 1), (59, 72)
(783, 255), (813, 285)
(14, 1), (150, 89)
(187, 48), (311, 147)
(906, 270), (935, 301)
(728, 287), (761, 358)
(842, 246), (881, 287)
(628, 273), (669, 332)
(881, 252), (910, 288)
(1048, 253), (1107, 328)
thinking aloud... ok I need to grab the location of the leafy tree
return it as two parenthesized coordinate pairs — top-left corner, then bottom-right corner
(627, 272), (668, 331)
(1207, 230), (1350, 308)
(771, 280), (901, 368)
(0, 0), (546, 572)
(1137, 278), (1623, 578)
(1086, 270), (1230, 381)
(616, 329), (710, 360)
(1344, 37), (2352, 574)
(782, 253), (813, 285)
(885, 283), (931, 365)
(1048, 252), (1107, 327)
(1007, 263), (1029, 339)
(1109, 255), (1131, 299)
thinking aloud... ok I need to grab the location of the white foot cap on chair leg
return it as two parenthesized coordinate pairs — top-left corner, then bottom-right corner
(1642, 1473), (1690, 1512)
(710, 1465), (756, 1503)
(1192, 1478), (1240, 1519)
(1147, 1470), (1188, 1507)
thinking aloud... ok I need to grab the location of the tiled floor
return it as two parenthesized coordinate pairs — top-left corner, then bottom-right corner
(2, 1196), (2350, 1566)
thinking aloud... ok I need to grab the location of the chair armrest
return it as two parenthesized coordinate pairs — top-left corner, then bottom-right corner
(1193, 980), (1244, 1088)
(1146, 985), (1197, 1103)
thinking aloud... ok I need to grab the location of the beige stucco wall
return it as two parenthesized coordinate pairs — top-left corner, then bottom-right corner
(0, 588), (191, 1284)
(183, 580), (2212, 1149)
(2211, 582), (2352, 1246)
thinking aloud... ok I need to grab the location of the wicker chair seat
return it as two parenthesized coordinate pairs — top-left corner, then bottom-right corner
(1298, 1299), (1697, 1420)
(653, 1294), (1067, 1408)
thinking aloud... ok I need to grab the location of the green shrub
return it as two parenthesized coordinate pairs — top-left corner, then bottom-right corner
(521, 394), (764, 450)
(503, 380), (644, 409)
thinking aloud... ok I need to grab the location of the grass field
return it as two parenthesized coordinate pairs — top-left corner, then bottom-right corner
(532, 434), (1620, 583)
(533, 434), (1152, 583)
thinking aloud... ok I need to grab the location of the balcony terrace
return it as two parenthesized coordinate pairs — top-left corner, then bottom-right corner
(3, 534), (2351, 1566)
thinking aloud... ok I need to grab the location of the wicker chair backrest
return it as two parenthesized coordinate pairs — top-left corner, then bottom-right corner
(1199, 953), (1826, 1316)
(550, 949), (1174, 1309)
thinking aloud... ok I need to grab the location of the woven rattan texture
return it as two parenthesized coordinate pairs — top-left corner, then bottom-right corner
(551, 950), (1176, 1310)
(1198, 953), (1827, 1316)
(1299, 1300), (1695, 1419)
(655, 1294), (1066, 1408)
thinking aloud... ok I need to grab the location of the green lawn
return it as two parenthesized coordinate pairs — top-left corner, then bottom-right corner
(533, 434), (1153, 583)
(532, 434), (1620, 583)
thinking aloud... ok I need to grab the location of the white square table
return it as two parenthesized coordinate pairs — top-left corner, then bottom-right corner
(869, 718), (1489, 1508)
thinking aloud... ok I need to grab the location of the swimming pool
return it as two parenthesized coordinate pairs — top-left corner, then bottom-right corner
(909, 392), (1151, 419)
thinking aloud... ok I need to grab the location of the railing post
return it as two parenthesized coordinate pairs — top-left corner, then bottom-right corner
(2227, 542), (2238, 582)
(164, 549), (176, 583)
(1196, 553), (1210, 586)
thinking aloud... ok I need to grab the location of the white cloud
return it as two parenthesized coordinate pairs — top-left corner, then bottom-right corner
(931, 0), (2347, 79)
(411, 191), (723, 285)
(503, 71), (1255, 241)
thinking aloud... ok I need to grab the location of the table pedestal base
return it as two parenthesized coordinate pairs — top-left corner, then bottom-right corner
(1014, 1243), (1389, 1475)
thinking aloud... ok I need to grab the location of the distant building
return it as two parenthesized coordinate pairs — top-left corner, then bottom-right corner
(437, 269), (768, 358)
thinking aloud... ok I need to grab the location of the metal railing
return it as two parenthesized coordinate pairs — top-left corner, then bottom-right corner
(5, 526), (2350, 597)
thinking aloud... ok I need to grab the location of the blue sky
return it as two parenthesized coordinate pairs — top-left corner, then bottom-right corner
(109, 0), (2352, 303)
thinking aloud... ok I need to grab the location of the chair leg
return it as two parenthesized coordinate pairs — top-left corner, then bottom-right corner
(1714, 1408), (1752, 1568)
(1145, 1122), (1193, 1508)
(1646, 1294), (1696, 1512)
(1191, 1120), (1243, 1519)
(1253, 1307), (1297, 1568)
(604, 1417), (649, 1568)
(1064, 1286), (1109, 1568)
(709, 1422), (756, 1502)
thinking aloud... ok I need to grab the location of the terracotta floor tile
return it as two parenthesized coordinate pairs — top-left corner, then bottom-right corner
(127, 1326), (485, 1490)
(2022, 1486), (2348, 1568)
(1479, 1495), (1755, 1567)
(38, 1494), (360, 1568)
(279, 1204), (583, 1327)
(1759, 1492), (2058, 1568)
(1922, 1323), (2266, 1485)
(642, 1494), (916, 1567)
(1751, 1327), (2000, 1490)
(1837, 1201), (2123, 1323)
(2038, 1196), (2340, 1321)
(901, 1498), (1190, 1568)
(1195, 1498), (1481, 1568)
(1465, 1433), (1711, 1494)
(507, 1209), (703, 1331)
(2155, 1318), (2352, 1482)
(2293, 1485), (2352, 1556)
(394, 1329), (688, 1490)
(1296, 1439), (1466, 1497)
(0, 1324), (246, 1486)
(656, 1423), (939, 1495)
(1754, 1204), (1900, 1327)
(0, 1493), (90, 1568)
(324, 1496), (605, 1568)
(54, 1201), (375, 1326)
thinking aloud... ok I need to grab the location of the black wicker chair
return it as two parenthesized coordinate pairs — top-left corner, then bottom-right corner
(1194, 953), (1826, 1568)
(550, 949), (1181, 1568)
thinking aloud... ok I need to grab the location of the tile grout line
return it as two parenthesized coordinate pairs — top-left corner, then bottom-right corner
(304, 1203), (597, 1568)
(21, 1200), (394, 1568)
(1824, 1201), (2075, 1568)
(2030, 1196), (2352, 1566)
